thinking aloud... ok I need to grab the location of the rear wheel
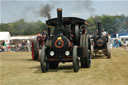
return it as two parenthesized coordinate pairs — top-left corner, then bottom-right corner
(73, 46), (79, 72)
(80, 35), (91, 68)
(31, 40), (39, 60)
(40, 46), (49, 73)
(106, 43), (111, 58)
(80, 35), (84, 46)
(74, 25), (80, 45)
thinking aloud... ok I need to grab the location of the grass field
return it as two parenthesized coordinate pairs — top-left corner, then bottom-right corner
(0, 48), (128, 85)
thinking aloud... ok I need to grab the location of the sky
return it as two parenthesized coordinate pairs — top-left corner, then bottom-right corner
(0, 0), (128, 23)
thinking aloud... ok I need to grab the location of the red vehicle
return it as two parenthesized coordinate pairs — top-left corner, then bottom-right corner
(31, 32), (46, 60)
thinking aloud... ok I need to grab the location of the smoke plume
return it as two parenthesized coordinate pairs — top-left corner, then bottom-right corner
(23, 0), (95, 20)
(83, 0), (95, 12)
(74, 0), (95, 13)
(115, 17), (128, 33)
(39, 4), (53, 19)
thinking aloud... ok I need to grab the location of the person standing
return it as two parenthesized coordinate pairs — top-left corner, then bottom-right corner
(81, 25), (87, 35)
(37, 32), (42, 49)
(41, 30), (47, 46)
(27, 40), (31, 52)
(22, 40), (26, 51)
(3, 41), (7, 51)
(102, 29), (107, 36)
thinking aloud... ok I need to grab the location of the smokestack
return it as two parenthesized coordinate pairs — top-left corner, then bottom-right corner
(97, 22), (102, 37)
(57, 8), (63, 28)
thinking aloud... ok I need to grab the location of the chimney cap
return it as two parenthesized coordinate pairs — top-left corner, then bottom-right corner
(57, 8), (62, 11)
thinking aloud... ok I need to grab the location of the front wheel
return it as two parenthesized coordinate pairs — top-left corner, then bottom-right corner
(73, 46), (79, 72)
(40, 46), (49, 73)
(91, 44), (94, 58)
(106, 43), (111, 58)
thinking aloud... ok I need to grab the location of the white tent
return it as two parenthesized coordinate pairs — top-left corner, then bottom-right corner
(0, 32), (11, 44)
(120, 36), (128, 39)
(10, 36), (36, 40)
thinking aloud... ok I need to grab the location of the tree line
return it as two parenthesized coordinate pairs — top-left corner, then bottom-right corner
(0, 19), (47, 36)
(0, 15), (128, 36)
(87, 15), (128, 34)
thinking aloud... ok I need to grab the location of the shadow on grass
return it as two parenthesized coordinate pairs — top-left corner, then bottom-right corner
(92, 55), (108, 59)
(57, 65), (73, 73)
(29, 64), (73, 73)
(24, 58), (40, 62)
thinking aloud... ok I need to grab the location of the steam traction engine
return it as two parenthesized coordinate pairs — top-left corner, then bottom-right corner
(40, 8), (92, 73)
(31, 32), (46, 60)
(91, 22), (111, 58)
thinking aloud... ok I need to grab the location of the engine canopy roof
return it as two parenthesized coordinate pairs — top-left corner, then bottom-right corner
(46, 17), (87, 26)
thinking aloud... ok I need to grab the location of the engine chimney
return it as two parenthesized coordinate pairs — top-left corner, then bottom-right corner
(97, 22), (102, 37)
(57, 8), (63, 28)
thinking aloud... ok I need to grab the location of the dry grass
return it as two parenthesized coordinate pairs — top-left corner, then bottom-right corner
(0, 48), (128, 85)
